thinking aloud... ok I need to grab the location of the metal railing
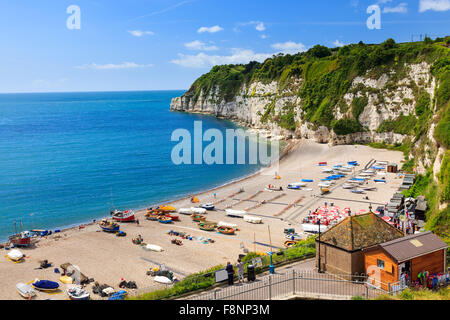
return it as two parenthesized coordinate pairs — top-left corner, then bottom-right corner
(186, 269), (390, 300)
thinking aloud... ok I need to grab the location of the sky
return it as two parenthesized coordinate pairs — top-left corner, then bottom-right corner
(0, 0), (449, 93)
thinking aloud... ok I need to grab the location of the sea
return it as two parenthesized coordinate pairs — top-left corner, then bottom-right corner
(0, 91), (266, 241)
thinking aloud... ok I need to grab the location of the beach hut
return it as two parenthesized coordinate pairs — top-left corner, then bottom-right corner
(363, 232), (448, 291)
(387, 163), (398, 173)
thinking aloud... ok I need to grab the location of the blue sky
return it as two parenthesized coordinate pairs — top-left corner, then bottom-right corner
(0, 0), (449, 93)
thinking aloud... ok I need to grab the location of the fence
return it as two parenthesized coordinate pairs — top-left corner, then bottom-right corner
(186, 270), (390, 300)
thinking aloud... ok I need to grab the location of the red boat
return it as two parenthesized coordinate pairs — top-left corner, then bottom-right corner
(111, 209), (136, 222)
(164, 214), (179, 221)
(9, 221), (31, 247)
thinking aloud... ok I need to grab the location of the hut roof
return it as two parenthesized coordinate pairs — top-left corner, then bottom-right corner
(317, 212), (404, 252)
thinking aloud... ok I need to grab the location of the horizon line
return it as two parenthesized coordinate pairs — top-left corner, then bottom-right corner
(0, 89), (188, 95)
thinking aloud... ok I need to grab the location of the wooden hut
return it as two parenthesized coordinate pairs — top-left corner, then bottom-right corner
(387, 163), (398, 173)
(315, 212), (404, 276)
(363, 231), (448, 291)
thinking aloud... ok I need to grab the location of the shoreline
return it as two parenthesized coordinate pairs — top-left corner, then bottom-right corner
(1, 138), (295, 246)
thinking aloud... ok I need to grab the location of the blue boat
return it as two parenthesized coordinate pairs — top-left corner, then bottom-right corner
(99, 220), (120, 233)
(32, 280), (59, 291)
(374, 179), (386, 183)
(287, 185), (301, 190)
(301, 179), (313, 182)
(109, 290), (127, 300)
(350, 178), (365, 181)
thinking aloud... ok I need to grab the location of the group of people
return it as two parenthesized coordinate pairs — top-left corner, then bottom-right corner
(225, 259), (245, 285)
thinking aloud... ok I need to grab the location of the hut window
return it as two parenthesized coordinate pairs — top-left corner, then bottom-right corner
(377, 259), (385, 269)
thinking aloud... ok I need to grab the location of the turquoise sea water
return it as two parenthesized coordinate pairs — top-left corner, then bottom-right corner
(0, 91), (263, 241)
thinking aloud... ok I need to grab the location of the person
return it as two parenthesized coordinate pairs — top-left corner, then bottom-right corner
(226, 261), (234, 285)
(136, 218), (140, 226)
(236, 259), (244, 283)
(213, 193), (216, 198)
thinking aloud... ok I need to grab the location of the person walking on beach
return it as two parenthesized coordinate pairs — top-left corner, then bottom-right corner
(226, 261), (234, 286)
(236, 259), (244, 283)
(136, 218), (140, 226)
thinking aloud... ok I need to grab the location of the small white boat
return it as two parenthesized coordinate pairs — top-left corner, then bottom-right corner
(318, 183), (332, 188)
(178, 208), (193, 215)
(226, 209), (246, 218)
(154, 276), (173, 285)
(288, 182), (307, 187)
(321, 168), (334, 173)
(191, 207), (207, 215)
(342, 184), (355, 189)
(362, 187), (377, 191)
(351, 189), (365, 194)
(7, 249), (24, 262)
(200, 203), (215, 210)
(16, 283), (36, 299)
(143, 244), (163, 252)
(302, 224), (328, 233)
(218, 221), (238, 229)
(243, 215), (262, 224)
(66, 285), (90, 300)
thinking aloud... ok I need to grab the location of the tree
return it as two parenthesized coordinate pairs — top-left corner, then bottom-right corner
(309, 45), (332, 58)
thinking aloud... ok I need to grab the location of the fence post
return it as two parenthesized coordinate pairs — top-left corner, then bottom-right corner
(292, 269), (296, 295)
(214, 290), (217, 300)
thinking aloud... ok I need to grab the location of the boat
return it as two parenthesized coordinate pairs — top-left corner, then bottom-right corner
(318, 162), (327, 166)
(200, 203), (215, 211)
(9, 221), (31, 247)
(302, 179), (314, 183)
(321, 168), (334, 173)
(159, 205), (177, 212)
(111, 209), (135, 222)
(154, 276), (173, 284)
(362, 187), (377, 191)
(158, 216), (173, 224)
(217, 226), (235, 235)
(320, 187), (330, 195)
(178, 208), (193, 215)
(7, 249), (24, 262)
(243, 215), (262, 224)
(143, 244), (163, 252)
(289, 182), (306, 187)
(351, 189), (365, 194)
(218, 221), (238, 229)
(164, 214), (179, 221)
(191, 207), (207, 214)
(99, 220), (120, 233)
(66, 285), (90, 300)
(32, 280), (59, 292)
(285, 233), (302, 240)
(225, 209), (246, 218)
(198, 222), (216, 231)
(191, 214), (206, 222)
(284, 240), (297, 248)
(342, 184), (355, 189)
(318, 183), (332, 188)
(350, 178), (365, 182)
(374, 179), (386, 183)
(287, 184), (301, 190)
(302, 224), (328, 233)
(16, 283), (36, 299)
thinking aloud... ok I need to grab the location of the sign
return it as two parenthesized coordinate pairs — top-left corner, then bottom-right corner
(215, 269), (228, 283)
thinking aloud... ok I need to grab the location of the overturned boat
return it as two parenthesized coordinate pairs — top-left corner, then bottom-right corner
(243, 215), (262, 224)
(225, 209), (246, 218)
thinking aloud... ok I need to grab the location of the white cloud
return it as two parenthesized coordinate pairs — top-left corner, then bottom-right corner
(197, 25), (224, 33)
(260, 34), (268, 39)
(271, 41), (307, 54)
(419, 0), (450, 12)
(128, 30), (155, 37)
(75, 62), (153, 70)
(171, 49), (273, 68)
(255, 22), (266, 31)
(185, 40), (218, 51)
(383, 2), (408, 13)
(332, 40), (346, 47)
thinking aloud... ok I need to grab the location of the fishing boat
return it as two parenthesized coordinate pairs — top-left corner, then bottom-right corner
(243, 215), (262, 224)
(200, 203), (215, 211)
(154, 276), (173, 284)
(302, 179), (314, 183)
(302, 224), (328, 233)
(7, 249), (24, 262)
(318, 183), (332, 188)
(289, 182), (307, 187)
(191, 207), (207, 215)
(226, 209), (246, 218)
(284, 233), (302, 240)
(32, 280), (59, 292)
(321, 168), (334, 173)
(99, 220), (120, 233)
(16, 283), (36, 299)
(178, 208), (193, 215)
(218, 221), (238, 229)
(143, 244), (163, 252)
(158, 216), (173, 224)
(318, 162), (327, 166)
(362, 187), (377, 191)
(198, 222), (216, 231)
(287, 184), (301, 190)
(9, 221), (31, 247)
(159, 205), (177, 212)
(284, 240), (297, 248)
(351, 189), (365, 194)
(145, 213), (161, 221)
(111, 209), (135, 222)
(217, 226), (235, 235)
(320, 187), (330, 195)
(342, 184), (355, 189)
(66, 285), (90, 300)
(164, 214), (179, 221)
(191, 214), (206, 222)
